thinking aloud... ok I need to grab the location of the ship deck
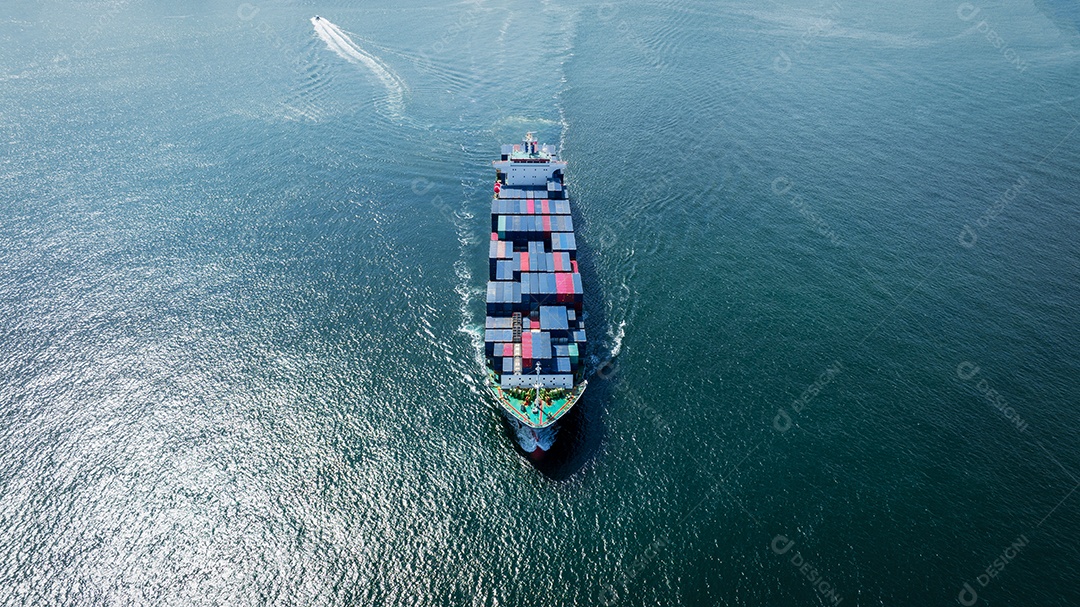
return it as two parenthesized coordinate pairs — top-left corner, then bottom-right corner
(483, 136), (586, 428)
(486, 370), (587, 428)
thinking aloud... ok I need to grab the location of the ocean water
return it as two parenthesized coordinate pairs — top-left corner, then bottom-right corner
(2, 0), (1079, 605)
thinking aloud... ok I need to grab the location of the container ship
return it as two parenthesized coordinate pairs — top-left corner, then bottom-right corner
(484, 133), (587, 459)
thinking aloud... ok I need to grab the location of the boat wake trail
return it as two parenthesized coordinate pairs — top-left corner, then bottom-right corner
(311, 17), (405, 118)
(608, 317), (627, 360)
(587, 279), (633, 376)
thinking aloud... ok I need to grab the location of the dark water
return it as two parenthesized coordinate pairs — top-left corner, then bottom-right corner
(2, 1), (1079, 605)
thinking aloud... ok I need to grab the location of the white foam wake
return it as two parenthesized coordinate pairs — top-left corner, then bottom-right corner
(608, 318), (627, 359)
(311, 17), (405, 118)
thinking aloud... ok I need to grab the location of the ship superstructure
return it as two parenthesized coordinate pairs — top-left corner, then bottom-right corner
(484, 133), (587, 457)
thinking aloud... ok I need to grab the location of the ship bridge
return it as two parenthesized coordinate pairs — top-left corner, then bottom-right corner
(492, 132), (566, 187)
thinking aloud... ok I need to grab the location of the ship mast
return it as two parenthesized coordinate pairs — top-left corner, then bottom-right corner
(532, 362), (543, 422)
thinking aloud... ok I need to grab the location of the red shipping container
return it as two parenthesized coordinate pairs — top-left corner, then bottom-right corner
(541, 200), (550, 214)
(542, 216), (551, 232)
(521, 252), (530, 272)
(571, 260), (579, 273)
(491, 232), (498, 241)
(527, 199), (535, 214)
(555, 272), (573, 294)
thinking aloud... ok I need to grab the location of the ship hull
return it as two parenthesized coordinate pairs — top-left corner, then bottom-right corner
(503, 413), (558, 459)
(483, 133), (587, 455)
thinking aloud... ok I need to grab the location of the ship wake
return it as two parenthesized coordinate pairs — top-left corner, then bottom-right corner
(311, 17), (405, 118)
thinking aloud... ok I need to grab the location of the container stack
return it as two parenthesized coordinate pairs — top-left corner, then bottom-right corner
(485, 257), (585, 384)
(484, 328), (513, 356)
(485, 281), (523, 315)
(538, 305), (570, 333)
(550, 232), (576, 253)
(485, 144), (585, 396)
(492, 214), (574, 242)
(547, 178), (564, 198)
(491, 198), (571, 215)
(488, 239), (513, 276)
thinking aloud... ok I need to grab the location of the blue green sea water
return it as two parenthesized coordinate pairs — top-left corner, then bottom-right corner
(2, 0), (1079, 605)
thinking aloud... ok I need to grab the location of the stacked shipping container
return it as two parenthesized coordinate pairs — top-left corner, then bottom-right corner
(483, 187), (585, 389)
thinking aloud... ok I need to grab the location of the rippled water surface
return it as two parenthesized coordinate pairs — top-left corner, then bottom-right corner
(2, 0), (1079, 605)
